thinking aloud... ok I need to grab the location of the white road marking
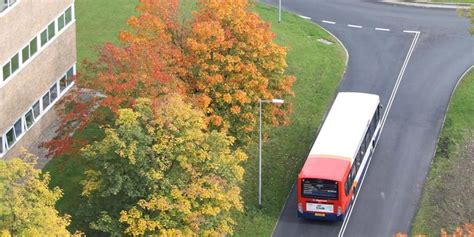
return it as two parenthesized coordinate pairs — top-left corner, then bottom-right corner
(375, 27), (390, 32)
(322, 20), (336, 24)
(403, 30), (421, 34)
(338, 30), (421, 237)
(298, 15), (311, 20)
(347, 24), (363, 28)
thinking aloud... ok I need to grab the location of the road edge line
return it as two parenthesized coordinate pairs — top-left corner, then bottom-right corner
(338, 30), (421, 237)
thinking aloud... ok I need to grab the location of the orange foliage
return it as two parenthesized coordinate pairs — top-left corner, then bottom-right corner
(185, 0), (295, 142)
(81, 0), (186, 111)
(47, 0), (296, 156)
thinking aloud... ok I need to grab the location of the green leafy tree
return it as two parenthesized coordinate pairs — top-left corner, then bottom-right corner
(0, 155), (75, 236)
(81, 95), (246, 236)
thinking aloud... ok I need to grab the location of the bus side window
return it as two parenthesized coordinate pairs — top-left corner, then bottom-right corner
(345, 176), (350, 196)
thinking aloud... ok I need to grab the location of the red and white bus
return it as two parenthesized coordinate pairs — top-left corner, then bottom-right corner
(297, 92), (382, 221)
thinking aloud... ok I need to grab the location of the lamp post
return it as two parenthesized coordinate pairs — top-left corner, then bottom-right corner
(258, 98), (284, 208)
(278, 0), (282, 23)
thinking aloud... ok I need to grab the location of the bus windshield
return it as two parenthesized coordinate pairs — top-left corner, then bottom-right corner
(301, 179), (338, 200)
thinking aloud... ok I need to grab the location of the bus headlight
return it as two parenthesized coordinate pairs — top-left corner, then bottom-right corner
(298, 203), (303, 213)
(337, 206), (342, 216)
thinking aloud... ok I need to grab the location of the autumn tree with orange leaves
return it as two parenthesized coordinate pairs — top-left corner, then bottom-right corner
(47, 0), (295, 156)
(186, 0), (295, 143)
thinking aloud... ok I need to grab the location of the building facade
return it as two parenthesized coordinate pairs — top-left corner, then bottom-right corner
(0, 0), (76, 159)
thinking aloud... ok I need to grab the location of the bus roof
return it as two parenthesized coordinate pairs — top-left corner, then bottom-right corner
(299, 156), (350, 181)
(309, 92), (380, 164)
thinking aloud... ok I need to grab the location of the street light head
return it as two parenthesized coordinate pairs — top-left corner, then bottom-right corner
(271, 99), (285, 104)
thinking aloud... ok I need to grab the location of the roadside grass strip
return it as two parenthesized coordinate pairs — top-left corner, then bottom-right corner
(411, 67), (474, 236)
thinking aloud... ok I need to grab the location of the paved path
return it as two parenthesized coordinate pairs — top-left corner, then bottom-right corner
(265, 0), (474, 236)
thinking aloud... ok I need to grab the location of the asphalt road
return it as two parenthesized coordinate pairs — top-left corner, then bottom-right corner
(264, 1), (474, 236)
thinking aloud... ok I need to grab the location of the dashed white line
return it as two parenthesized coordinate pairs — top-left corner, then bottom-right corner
(403, 30), (421, 34)
(298, 15), (311, 20)
(322, 20), (336, 24)
(338, 30), (421, 237)
(375, 27), (390, 32)
(347, 24), (363, 28)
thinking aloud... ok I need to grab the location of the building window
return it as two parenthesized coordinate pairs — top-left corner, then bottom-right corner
(66, 67), (74, 85)
(30, 38), (38, 55)
(2, 62), (10, 81)
(40, 29), (48, 46)
(6, 128), (15, 148)
(11, 53), (19, 74)
(1, 64), (76, 156)
(42, 92), (50, 110)
(1, 4), (75, 88)
(22, 46), (29, 63)
(47, 22), (55, 40)
(0, 136), (3, 154)
(14, 119), (23, 138)
(0, 0), (17, 13)
(65, 7), (72, 24)
(58, 14), (65, 31)
(25, 110), (34, 129)
(59, 76), (67, 92)
(50, 84), (58, 101)
(32, 101), (40, 118)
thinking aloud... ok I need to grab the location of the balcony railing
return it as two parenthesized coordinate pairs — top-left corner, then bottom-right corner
(0, 0), (17, 13)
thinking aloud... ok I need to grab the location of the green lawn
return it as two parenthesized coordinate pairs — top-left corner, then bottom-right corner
(75, 0), (137, 67)
(44, 1), (346, 235)
(411, 68), (474, 236)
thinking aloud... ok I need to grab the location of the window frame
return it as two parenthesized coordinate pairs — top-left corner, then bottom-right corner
(0, 64), (76, 156)
(0, 0), (19, 16)
(0, 3), (75, 88)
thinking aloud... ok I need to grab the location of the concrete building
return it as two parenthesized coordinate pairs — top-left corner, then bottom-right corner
(0, 0), (76, 160)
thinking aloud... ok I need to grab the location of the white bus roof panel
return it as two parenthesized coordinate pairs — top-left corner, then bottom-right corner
(309, 92), (380, 162)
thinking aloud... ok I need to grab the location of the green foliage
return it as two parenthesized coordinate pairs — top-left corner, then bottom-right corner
(80, 95), (246, 236)
(0, 155), (74, 236)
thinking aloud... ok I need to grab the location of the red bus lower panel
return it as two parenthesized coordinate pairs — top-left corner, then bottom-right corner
(297, 211), (344, 221)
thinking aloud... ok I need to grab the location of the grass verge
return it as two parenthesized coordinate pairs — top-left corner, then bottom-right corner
(411, 68), (474, 236)
(44, 1), (346, 235)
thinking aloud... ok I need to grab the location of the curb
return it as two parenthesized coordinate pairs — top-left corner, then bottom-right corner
(380, 0), (472, 9)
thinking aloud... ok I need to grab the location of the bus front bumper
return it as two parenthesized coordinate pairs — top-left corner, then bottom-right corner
(297, 211), (344, 221)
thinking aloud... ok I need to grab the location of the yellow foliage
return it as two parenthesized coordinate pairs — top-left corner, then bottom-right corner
(0, 155), (75, 236)
(83, 95), (246, 236)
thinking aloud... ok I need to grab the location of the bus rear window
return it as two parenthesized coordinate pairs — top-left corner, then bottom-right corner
(301, 179), (338, 200)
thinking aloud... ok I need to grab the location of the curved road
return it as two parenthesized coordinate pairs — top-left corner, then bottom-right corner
(264, 1), (474, 236)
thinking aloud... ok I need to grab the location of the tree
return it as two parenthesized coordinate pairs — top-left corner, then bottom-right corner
(0, 155), (75, 236)
(44, 0), (186, 158)
(81, 95), (246, 236)
(185, 0), (295, 143)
